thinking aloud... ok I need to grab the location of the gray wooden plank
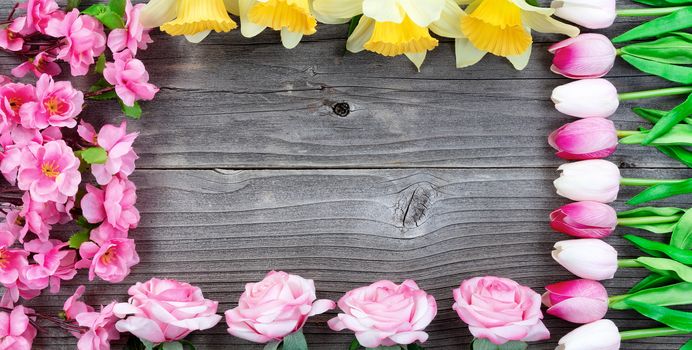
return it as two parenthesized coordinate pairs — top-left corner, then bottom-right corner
(25, 168), (690, 349)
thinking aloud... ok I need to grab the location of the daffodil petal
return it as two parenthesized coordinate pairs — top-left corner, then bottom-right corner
(140, 0), (178, 28)
(312, 0), (363, 23)
(506, 39), (531, 70)
(429, 0), (466, 38)
(455, 37), (487, 68)
(509, 0), (553, 15)
(239, 0), (267, 37)
(522, 11), (579, 37)
(405, 51), (427, 71)
(398, 0), (445, 27)
(225, 0), (240, 15)
(346, 16), (375, 53)
(281, 28), (303, 48)
(362, 0), (405, 23)
(185, 30), (211, 43)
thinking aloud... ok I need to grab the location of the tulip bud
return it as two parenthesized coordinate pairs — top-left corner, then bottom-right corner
(549, 118), (618, 160)
(551, 0), (617, 30)
(556, 319), (621, 350)
(552, 239), (618, 280)
(554, 160), (621, 203)
(550, 201), (617, 238)
(549, 34), (616, 79)
(543, 279), (608, 324)
(551, 79), (620, 118)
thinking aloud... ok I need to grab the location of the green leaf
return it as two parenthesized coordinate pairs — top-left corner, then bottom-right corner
(347, 15), (362, 36)
(619, 207), (687, 218)
(610, 282), (692, 310)
(621, 55), (692, 85)
(671, 209), (692, 249)
(161, 343), (183, 350)
(124, 336), (147, 350)
(94, 54), (106, 74)
(79, 146), (108, 164)
(141, 340), (155, 350)
(620, 33), (692, 65)
(633, 0), (692, 5)
(629, 273), (677, 293)
(365, 347), (401, 350)
(620, 124), (692, 145)
(632, 107), (692, 125)
(655, 145), (692, 168)
(67, 0), (81, 11)
(627, 178), (692, 206)
(613, 7), (692, 43)
(119, 99), (142, 119)
(636, 256), (692, 282)
(282, 330), (308, 350)
(643, 93), (692, 146)
(472, 339), (528, 350)
(681, 339), (692, 350)
(177, 340), (195, 350)
(68, 229), (90, 249)
(109, 0), (126, 17)
(89, 90), (118, 101)
(617, 207), (685, 233)
(624, 234), (692, 264)
(263, 342), (280, 350)
(82, 4), (125, 29)
(525, 0), (539, 5)
(406, 344), (424, 350)
(349, 339), (360, 350)
(625, 300), (692, 331)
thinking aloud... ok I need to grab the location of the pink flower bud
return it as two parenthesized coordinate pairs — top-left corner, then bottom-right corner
(549, 118), (618, 160)
(550, 201), (617, 238)
(557, 319), (621, 350)
(551, 79), (619, 118)
(552, 239), (618, 280)
(549, 34), (616, 79)
(543, 279), (608, 324)
(554, 160), (621, 203)
(551, 0), (617, 29)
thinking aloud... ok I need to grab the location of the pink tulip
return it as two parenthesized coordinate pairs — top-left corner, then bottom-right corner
(77, 238), (139, 283)
(550, 34), (616, 79)
(550, 201), (617, 238)
(107, 0), (152, 55)
(225, 271), (335, 343)
(103, 51), (158, 107)
(328, 280), (437, 348)
(552, 239), (618, 280)
(551, 79), (619, 118)
(17, 140), (81, 204)
(114, 278), (222, 344)
(45, 9), (106, 76)
(63, 285), (94, 320)
(75, 302), (120, 350)
(557, 319), (621, 350)
(543, 279), (608, 324)
(0, 306), (37, 350)
(554, 160), (621, 203)
(549, 118), (618, 160)
(453, 276), (549, 345)
(552, 0), (617, 29)
(19, 74), (83, 129)
(81, 176), (139, 232)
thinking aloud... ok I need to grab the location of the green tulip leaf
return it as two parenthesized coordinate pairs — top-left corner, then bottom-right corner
(621, 55), (692, 84)
(625, 300), (692, 332)
(643, 94), (692, 145)
(633, 0), (692, 5)
(620, 124), (692, 145)
(619, 207), (686, 218)
(632, 107), (692, 125)
(655, 145), (692, 168)
(618, 207), (685, 233)
(627, 178), (692, 206)
(636, 257), (692, 282)
(629, 273), (677, 293)
(610, 282), (692, 310)
(624, 234), (692, 264)
(613, 7), (692, 43)
(671, 210), (692, 249)
(681, 339), (692, 350)
(620, 32), (692, 65)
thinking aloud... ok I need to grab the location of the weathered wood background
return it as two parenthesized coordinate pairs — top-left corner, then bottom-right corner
(1, 0), (690, 348)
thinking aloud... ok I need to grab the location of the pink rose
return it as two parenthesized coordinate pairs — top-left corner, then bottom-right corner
(549, 118), (618, 160)
(76, 238), (139, 283)
(63, 285), (95, 320)
(79, 121), (139, 185)
(12, 51), (62, 78)
(543, 279), (608, 324)
(76, 302), (120, 350)
(452, 276), (549, 345)
(107, 1), (153, 55)
(114, 278), (222, 344)
(104, 51), (158, 107)
(0, 306), (37, 350)
(17, 140), (81, 203)
(549, 34), (616, 79)
(45, 10), (106, 76)
(328, 279), (437, 348)
(19, 74), (83, 129)
(81, 176), (139, 232)
(225, 271), (335, 343)
(550, 201), (617, 238)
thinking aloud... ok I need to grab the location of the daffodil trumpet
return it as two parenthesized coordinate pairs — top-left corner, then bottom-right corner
(140, 0), (237, 43)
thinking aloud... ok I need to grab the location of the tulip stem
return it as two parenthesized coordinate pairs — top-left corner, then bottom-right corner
(618, 258), (643, 268)
(617, 215), (683, 226)
(618, 86), (692, 101)
(616, 130), (640, 138)
(616, 7), (686, 17)
(620, 327), (689, 340)
(620, 178), (686, 186)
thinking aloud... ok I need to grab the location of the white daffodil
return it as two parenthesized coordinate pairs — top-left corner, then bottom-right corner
(226, 0), (318, 49)
(312, 0), (465, 70)
(140, 0), (237, 43)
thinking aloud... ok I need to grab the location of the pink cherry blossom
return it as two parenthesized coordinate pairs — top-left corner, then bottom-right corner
(0, 245), (29, 289)
(45, 9), (106, 76)
(76, 302), (120, 350)
(0, 20), (25, 51)
(4, 209), (28, 244)
(103, 51), (158, 107)
(107, 1), (153, 55)
(18, 192), (62, 242)
(0, 83), (37, 126)
(12, 51), (62, 78)
(0, 305), (37, 350)
(19, 74), (83, 129)
(77, 238), (139, 283)
(17, 140), (81, 203)
(63, 285), (95, 320)
(89, 223), (128, 246)
(16, 0), (60, 34)
(81, 177), (139, 232)
(81, 121), (139, 185)
(23, 239), (76, 293)
(1, 126), (62, 185)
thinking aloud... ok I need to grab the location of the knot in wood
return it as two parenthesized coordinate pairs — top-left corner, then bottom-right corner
(332, 102), (350, 117)
(395, 183), (436, 229)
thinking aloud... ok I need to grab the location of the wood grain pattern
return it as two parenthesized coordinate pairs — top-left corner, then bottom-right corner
(0, 0), (689, 348)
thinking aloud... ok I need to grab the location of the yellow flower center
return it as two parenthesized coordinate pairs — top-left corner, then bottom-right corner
(41, 161), (60, 179)
(160, 0), (237, 36)
(100, 247), (116, 265)
(460, 0), (532, 57)
(44, 96), (64, 115)
(364, 16), (438, 57)
(0, 248), (8, 269)
(8, 97), (22, 112)
(249, 0), (317, 35)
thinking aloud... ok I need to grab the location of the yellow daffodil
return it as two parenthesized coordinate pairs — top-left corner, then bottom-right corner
(312, 0), (463, 70)
(225, 0), (317, 49)
(140, 0), (237, 43)
(455, 0), (579, 69)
